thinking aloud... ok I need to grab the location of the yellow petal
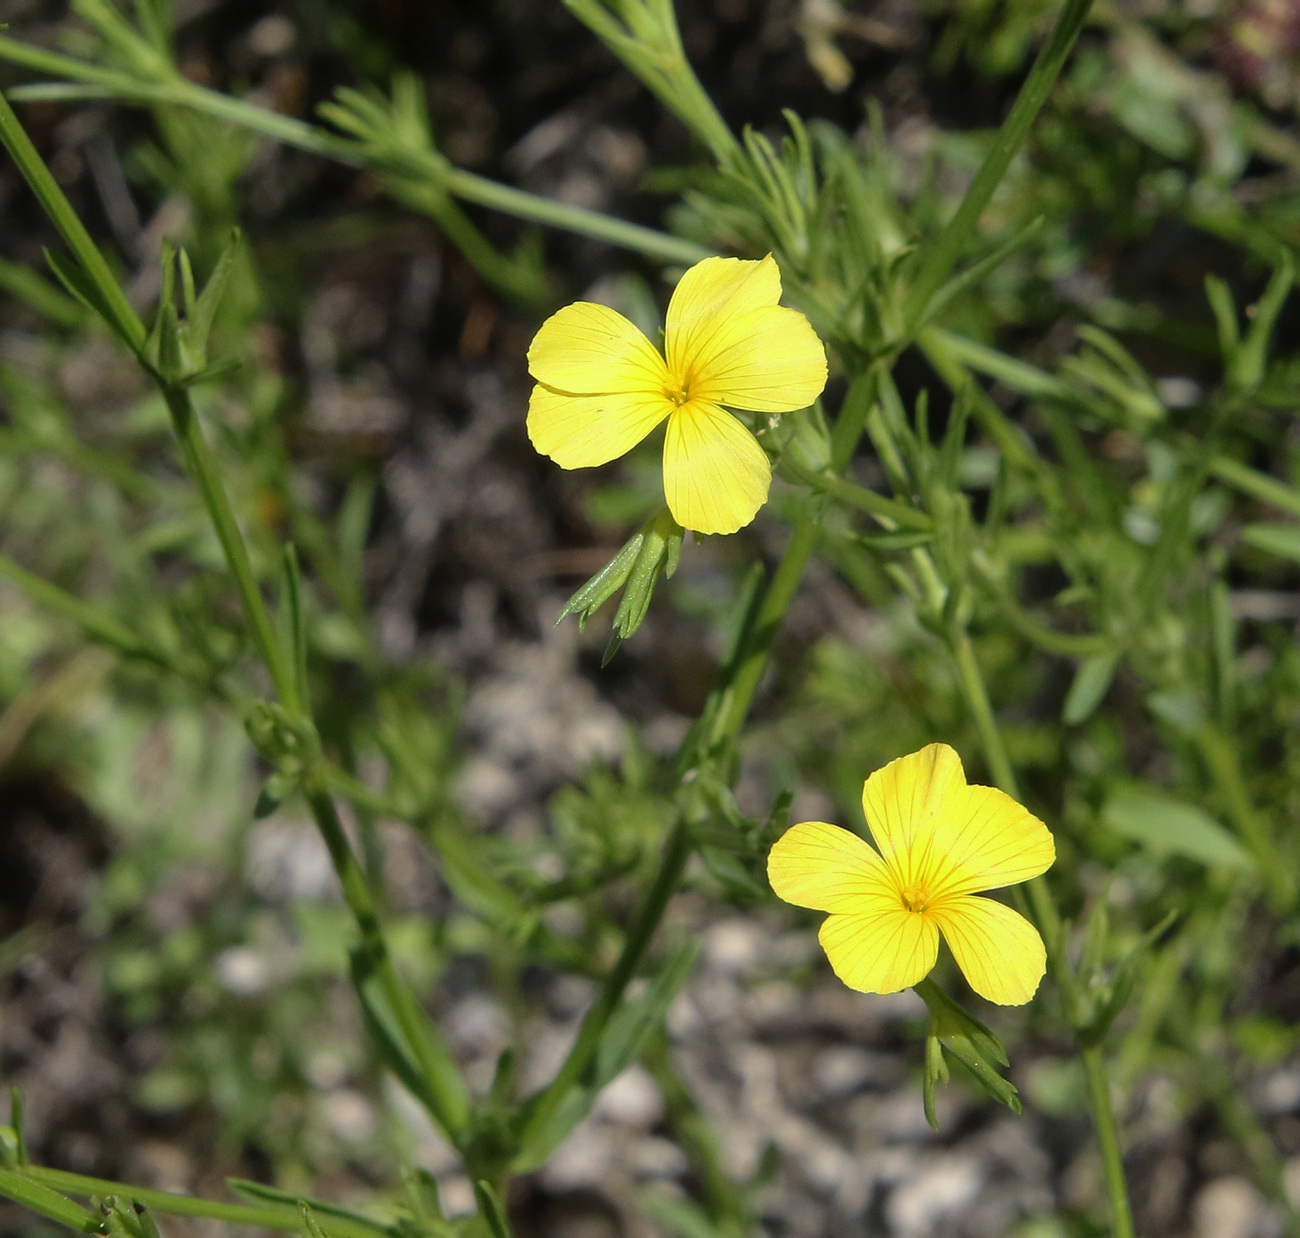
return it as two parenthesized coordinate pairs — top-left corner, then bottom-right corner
(662, 401), (770, 534)
(930, 895), (1047, 1006)
(819, 904), (938, 994)
(861, 744), (1054, 901)
(921, 783), (1056, 900)
(768, 821), (895, 913)
(860, 743), (967, 887)
(527, 302), (668, 395)
(664, 255), (782, 379)
(687, 305), (828, 413)
(528, 384), (672, 469)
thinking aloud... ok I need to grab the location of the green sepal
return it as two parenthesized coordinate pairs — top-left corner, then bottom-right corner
(278, 543), (311, 714)
(7, 1090), (28, 1168)
(154, 301), (184, 384)
(922, 1024), (950, 1131)
(298, 1203), (328, 1238)
(103, 1198), (163, 1238)
(556, 528), (648, 630)
(243, 700), (320, 773)
(780, 400), (832, 474)
(145, 234), (243, 384)
(254, 769), (298, 819)
(916, 978), (1020, 1126)
(556, 509), (684, 658)
(184, 229), (242, 365)
(176, 356), (243, 388)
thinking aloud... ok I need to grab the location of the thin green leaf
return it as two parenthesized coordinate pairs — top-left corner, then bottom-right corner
(1103, 788), (1255, 871)
(1063, 651), (1120, 725)
(347, 950), (470, 1137)
(471, 1183), (512, 1238)
(1241, 522), (1300, 563)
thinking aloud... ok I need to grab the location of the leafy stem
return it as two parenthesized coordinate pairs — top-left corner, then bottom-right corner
(0, 1168), (392, 1238)
(950, 624), (1134, 1238)
(0, 35), (710, 270)
(900, 0), (1094, 334)
(0, 88), (469, 1144)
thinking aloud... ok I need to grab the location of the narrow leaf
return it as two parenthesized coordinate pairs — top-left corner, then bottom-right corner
(1241, 522), (1300, 563)
(1103, 788), (1255, 871)
(472, 1182), (512, 1238)
(348, 950), (469, 1137)
(187, 229), (242, 357)
(1063, 650), (1120, 725)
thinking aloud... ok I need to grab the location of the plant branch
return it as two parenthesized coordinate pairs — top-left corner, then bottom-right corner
(900, 0), (1094, 333)
(0, 37), (710, 266)
(16, 1168), (392, 1238)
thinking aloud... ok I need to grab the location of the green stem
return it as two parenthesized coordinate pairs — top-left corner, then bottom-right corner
(952, 627), (1133, 1238)
(1, 89), (468, 1147)
(173, 389), (468, 1140)
(1081, 1047), (1137, 1238)
(778, 456), (932, 530)
(302, 778), (470, 1139)
(563, 0), (738, 165)
(0, 38), (710, 266)
(709, 367), (885, 757)
(900, 0), (1094, 332)
(162, 388), (299, 712)
(0, 1168), (101, 1234)
(711, 516), (820, 744)
(517, 818), (693, 1150)
(18, 1168), (392, 1238)
(952, 622), (1069, 990)
(952, 630), (1018, 795)
(644, 1036), (748, 1235)
(450, 169), (711, 264)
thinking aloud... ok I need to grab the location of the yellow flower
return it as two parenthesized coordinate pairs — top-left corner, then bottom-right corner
(526, 255), (827, 535)
(768, 744), (1056, 1005)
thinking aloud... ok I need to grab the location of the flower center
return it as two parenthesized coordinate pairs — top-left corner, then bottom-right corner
(900, 885), (930, 913)
(664, 380), (692, 407)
